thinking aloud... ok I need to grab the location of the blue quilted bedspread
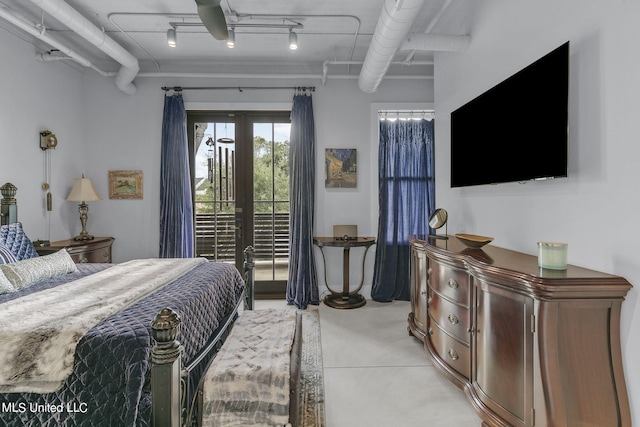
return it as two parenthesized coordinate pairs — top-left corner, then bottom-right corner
(0, 261), (245, 426)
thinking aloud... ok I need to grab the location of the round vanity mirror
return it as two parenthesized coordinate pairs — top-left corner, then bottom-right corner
(428, 208), (448, 239)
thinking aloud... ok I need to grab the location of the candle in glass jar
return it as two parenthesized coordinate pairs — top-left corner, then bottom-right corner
(537, 242), (568, 270)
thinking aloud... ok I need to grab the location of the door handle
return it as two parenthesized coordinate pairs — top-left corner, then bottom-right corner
(235, 219), (242, 242)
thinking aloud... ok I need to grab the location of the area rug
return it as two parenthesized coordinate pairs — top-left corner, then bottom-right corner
(298, 309), (326, 427)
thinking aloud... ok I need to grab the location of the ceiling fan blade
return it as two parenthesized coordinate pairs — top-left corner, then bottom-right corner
(194, 0), (228, 41)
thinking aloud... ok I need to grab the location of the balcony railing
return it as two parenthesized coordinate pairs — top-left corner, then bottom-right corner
(195, 211), (290, 262)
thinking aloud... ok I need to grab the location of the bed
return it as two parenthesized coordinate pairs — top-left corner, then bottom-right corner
(0, 196), (255, 426)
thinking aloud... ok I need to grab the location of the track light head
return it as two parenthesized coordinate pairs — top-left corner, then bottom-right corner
(226, 28), (235, 48)
(288, 30), (298, 50)
(167, 27), (177, 47)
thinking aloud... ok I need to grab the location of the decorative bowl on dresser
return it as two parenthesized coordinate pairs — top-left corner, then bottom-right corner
(408, 235), (632, 427)
(34, 236), (114, 263)
(454, 233), (494, 248)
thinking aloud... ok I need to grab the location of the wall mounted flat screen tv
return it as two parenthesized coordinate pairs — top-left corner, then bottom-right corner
(450, 42), (569, 188)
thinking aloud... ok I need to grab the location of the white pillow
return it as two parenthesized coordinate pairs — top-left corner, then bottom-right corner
(0, 249), (78, 290)
(0, 270), (14, 294)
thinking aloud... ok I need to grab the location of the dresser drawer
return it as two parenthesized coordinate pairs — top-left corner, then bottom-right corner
(70, 246), (112, 263)
(429, 291), (470, 344)
(428, 319), (470, 379)
(429, 260), (470, 306)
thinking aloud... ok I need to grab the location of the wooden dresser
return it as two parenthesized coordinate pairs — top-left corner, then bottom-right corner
(408, 235), (632, 427)
(35, 236), (114, 263)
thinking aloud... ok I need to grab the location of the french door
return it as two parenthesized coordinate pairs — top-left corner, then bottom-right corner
(187, 111), (291, 297)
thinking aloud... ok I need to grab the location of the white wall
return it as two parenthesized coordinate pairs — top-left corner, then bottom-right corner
(0, 28), (87, 242)
(434, 0), (640, 422)
(1, 23), (433, 297)
(80, 74), (432, 297)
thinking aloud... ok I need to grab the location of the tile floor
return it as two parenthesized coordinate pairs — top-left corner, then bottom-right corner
(255, 298), (481, 427)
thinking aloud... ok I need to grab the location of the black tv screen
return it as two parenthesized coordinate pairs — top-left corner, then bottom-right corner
(450, 42), (569, 188)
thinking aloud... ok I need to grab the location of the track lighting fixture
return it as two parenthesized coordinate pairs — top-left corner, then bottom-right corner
(226, 28), (235, 48)
(288, 29), (298, 50)
(167, 27), (177, 48)
(166, 21), (303, 51)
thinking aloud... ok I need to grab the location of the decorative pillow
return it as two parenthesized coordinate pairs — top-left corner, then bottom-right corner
(0, 244), (18, 264)
(0, 249), (78, 290)
(0, 222), (39, 261)
(0, 270), (14, 294)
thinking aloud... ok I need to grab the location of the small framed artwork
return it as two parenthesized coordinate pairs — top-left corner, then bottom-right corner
(109, 170), (143, 199)
(325, 148), (357, 188)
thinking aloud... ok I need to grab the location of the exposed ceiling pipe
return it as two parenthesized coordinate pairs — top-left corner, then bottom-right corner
(136, 71), (432, 81)
(358, 0), (426, 93)
(35, 50), (112, 77)
(404, 0), (453, 63)
(36, 52), (70, 62)
(322, 59), (433, 86)
(0, 5), (92, 68)
(28, 0), (139, 94)
(401, 33), (470, 52)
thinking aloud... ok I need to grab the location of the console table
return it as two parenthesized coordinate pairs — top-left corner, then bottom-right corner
(313, 236), (375, 309)
(408, 235), (632, 427)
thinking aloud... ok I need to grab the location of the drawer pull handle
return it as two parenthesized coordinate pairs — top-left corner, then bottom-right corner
(447, 278), (459, 289)
(448, 348), (459, 361)
(448, 313), (459, 325)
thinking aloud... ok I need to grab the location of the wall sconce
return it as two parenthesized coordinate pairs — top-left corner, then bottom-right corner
(39, 130), (58, 150)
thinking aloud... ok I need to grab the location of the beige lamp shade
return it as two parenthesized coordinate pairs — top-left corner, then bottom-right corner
(66, 177), (102, 202)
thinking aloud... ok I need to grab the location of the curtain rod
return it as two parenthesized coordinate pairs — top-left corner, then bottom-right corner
(378, 110), (435, 120)
(378, 109), (435, 115)
(162, 86), (315, 93)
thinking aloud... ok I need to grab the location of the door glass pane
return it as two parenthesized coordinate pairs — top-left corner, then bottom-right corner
(253, 122), (291, 281)
(194, 122), (236, 263)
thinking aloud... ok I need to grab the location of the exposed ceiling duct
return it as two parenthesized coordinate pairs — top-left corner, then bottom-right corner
(1, 0), (467, 93)
(358, 0), (470, 93)
(27, 0), (140, 94)
(358, 0), (426, 93)
(0, 5), (92, 68)
(401, 33), (470, 52)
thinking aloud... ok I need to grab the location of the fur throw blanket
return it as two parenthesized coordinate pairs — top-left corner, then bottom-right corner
(202, 309), (298, 427)
(0, 257), (205, 393)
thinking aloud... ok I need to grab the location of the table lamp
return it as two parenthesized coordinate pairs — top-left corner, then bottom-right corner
(66, 176), (102, 241)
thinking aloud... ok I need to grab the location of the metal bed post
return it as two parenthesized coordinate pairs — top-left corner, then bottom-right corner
(243, 245), (255, 310)
(150, 246), (256, 427)
(151, 308), (183, 427)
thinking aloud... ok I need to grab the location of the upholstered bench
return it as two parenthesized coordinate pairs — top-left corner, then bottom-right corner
(199, 309), (302, 427)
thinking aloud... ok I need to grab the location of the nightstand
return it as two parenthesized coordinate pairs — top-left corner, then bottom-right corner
(34, 236), (115, 263)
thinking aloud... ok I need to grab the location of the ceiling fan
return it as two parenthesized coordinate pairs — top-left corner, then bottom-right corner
(194, 0), (229, 40)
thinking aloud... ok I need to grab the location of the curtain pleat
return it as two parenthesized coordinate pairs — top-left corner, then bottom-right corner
(286, 94), (319, 309)
(159, 93), (195, 258)
(371, 119), (435, 301)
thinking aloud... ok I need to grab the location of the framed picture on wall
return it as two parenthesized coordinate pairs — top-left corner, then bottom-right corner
(325, 148), (357, 188)
(108, 170), (143, 199)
